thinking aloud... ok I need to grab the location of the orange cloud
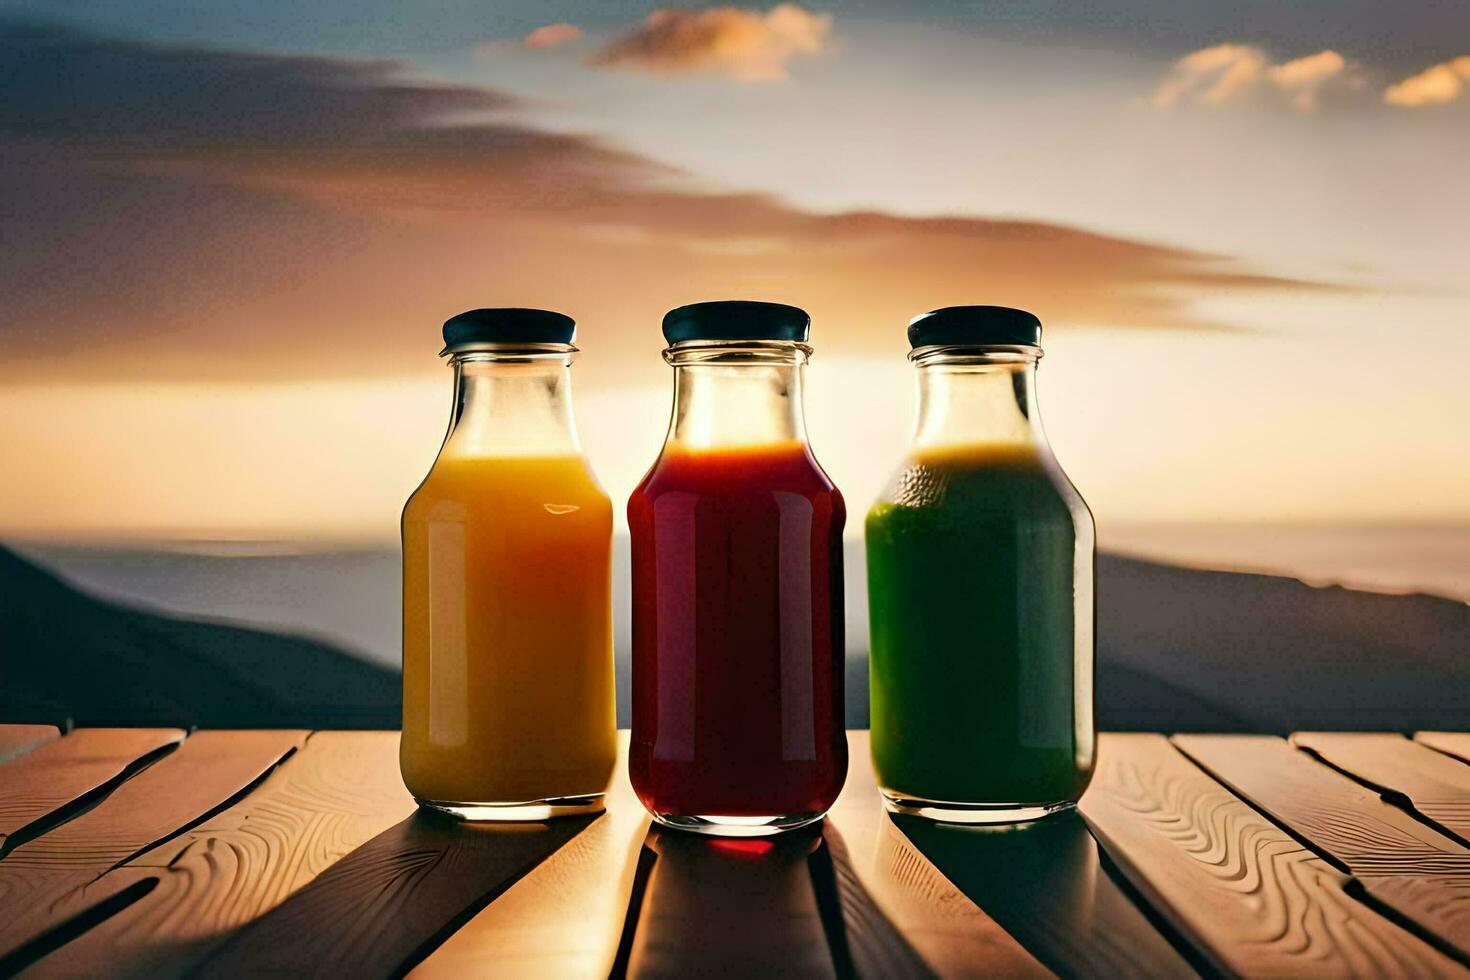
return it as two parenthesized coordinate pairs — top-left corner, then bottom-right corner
(523, 23), (582, 49)
(1151, 44), (1268, 108)
(1384, 55), (1470, 107)
(593, 3), (831, 81)
(1267, 50), (1347, 110)
(1152, 44), (1350, 111)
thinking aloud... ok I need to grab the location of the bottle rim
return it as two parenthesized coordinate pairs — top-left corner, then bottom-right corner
(443, 341), (579, 363)
(909, 343), (1041, 366)
(663, 338), (813, 366)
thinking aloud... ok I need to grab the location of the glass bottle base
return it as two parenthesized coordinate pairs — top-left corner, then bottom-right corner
(881, 790), (1075, 825)
(648, 810), (826, 837)
(414, 794), (606, 822)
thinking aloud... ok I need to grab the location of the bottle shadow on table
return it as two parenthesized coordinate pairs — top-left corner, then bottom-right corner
(889, 810), (1208, 979)
(611, 822), (930, 979)
(187, 809), (597, 978)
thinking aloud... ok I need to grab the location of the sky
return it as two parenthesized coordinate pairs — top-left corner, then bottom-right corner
(1, 2), (1467, 543)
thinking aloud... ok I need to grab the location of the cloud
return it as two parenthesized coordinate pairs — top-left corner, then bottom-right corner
(1267, 50), (1347, 110)
(1151, 44), (1351, 111)
(523, 23), (582, 49)
(0, 18), (1339, 385)
(592, 3), (831, 82)
(1384, 55), (1470, 107)
(1151, 44), (1268, 109)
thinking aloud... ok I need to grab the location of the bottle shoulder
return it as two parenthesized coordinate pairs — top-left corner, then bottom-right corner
(407, 453), (611, 515)
(632, 442), (840, 498)
(868, 443), (1085, 523)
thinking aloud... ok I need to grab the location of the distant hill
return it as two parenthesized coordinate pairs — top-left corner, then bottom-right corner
(1094, 555), (1469, 733)
(2, 543), (1465, 731)
(0, 545), (399, 728)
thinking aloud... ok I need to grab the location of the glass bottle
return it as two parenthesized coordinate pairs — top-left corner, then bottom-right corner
(401, 308), (617, 820)
(865, 306), (1095, 823)
(628, 301), (847, 836)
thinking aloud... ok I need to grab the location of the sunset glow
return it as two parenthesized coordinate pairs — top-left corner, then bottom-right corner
(1, 6), (1466, 542)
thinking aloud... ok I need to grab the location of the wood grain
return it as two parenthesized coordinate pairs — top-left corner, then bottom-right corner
(1419, 734), (1470, 766)
(1175, 734), (1470, 957)
(194, 811), (594, 978)
(827, 732), (1052, 979)
(22, 730), (415, 979)
(0, 728), (184, 854)
(0, 730), (305, 963)
(1081, 733), (1462, 977)
(1292, 732), (1470, 844)
(0, 726), (59, 766)
(411, 736), (650, 979)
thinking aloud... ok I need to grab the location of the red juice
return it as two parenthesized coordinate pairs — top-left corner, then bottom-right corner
(628, 440), (847, 824)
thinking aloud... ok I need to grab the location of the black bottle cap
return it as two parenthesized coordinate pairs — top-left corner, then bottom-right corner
(441, 308), (575, 353)
(907, 306), (1042, 349)
(662, 300), (810, 345)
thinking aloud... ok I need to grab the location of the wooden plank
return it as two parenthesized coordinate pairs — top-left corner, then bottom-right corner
(822, 815), (1045, 980)
(1174, 734), (1470, 959)
(813, 822), (935, 979)
(891, 810), (1196, 977)
(0, 726), (59, 766)
(0, 730), (305, 964)
(1419, 733), (1470, 766)
(1292, 732), (1470, 844)
(194, 811), (596, 978)
(620, 825), (840, 978)
(826, 732), (1053, 978)
(0, 728), (184, 854)
(410, 736), (650, 978)
(23, 730), (415, 979)
(1081, 733), (1462, 977)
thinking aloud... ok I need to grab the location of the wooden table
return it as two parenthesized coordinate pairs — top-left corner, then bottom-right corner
(0, 725), (1467, 978)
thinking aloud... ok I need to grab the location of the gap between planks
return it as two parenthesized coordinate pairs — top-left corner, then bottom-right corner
(1291, 732), (1470, 846)
(0, 729), (185, 859)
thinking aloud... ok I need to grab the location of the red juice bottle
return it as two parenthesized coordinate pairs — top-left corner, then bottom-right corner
(629, 301), (847, 836)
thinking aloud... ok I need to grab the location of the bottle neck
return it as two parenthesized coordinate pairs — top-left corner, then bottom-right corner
(441, 351), (581, 457)
(664, 342), (810, 450)
(911, 349), (1047, 451)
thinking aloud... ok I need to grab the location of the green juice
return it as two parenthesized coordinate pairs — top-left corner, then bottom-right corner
(865, 442), (1092, 806)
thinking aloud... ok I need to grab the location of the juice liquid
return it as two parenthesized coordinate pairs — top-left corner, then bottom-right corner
(628, 441), (847, 819)
(865, 442), (1092, 805)
(401, 453), (616, 805)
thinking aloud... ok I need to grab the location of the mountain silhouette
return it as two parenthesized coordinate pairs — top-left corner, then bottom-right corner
(1094, 555), (1469, 732)
(0, 544), (399, 728)
(1, 543), (1466, 732)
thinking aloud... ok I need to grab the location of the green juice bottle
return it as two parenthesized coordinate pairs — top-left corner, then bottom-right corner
(865, 306), (1095, 823)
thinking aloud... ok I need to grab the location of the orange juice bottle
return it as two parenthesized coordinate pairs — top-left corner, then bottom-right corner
(401, 308), (616, 819)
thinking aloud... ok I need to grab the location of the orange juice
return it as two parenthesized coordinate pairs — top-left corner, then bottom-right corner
(400, 451), (616, 814)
